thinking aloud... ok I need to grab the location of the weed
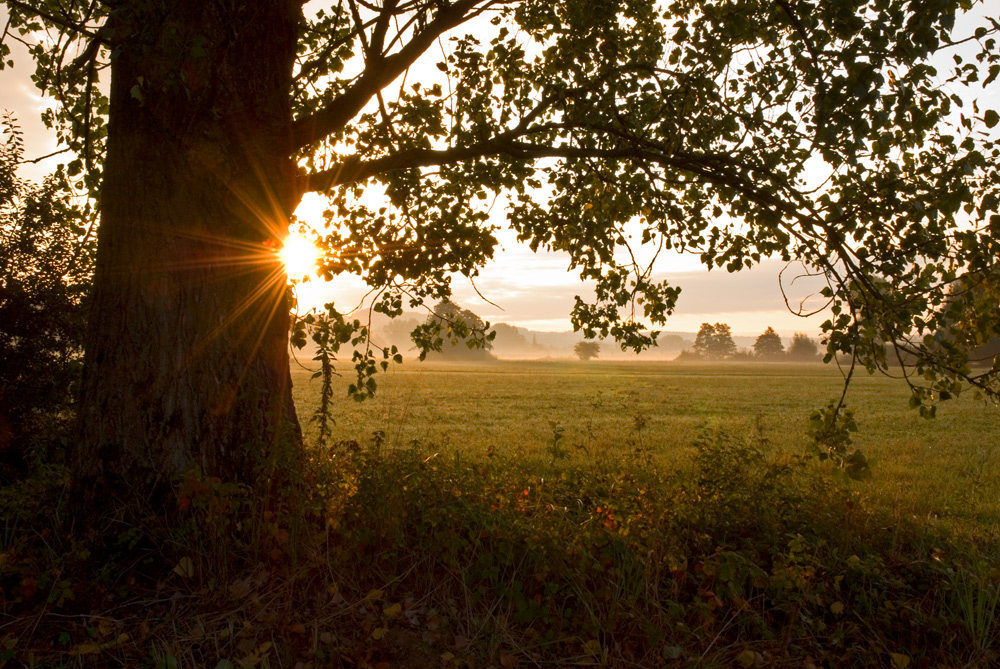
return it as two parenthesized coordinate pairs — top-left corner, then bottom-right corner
(948, 565), (1000, 656)
(546, 421), (570, 463)
(627, 411), (654, 466)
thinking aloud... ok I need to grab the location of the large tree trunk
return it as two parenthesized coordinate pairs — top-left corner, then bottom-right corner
(74, 1), (303, 511)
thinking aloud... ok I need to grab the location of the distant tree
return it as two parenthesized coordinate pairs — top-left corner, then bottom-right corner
(693, 323), (738, 359)
(787, 333), (820, 361)
(574, 341), (601, 361)
(491, 323), (530, 353)
(425, 301), (494, 361)
(693, 323), (716, 358)
(381, 317), (422, 351)
(711, 323), (738, 359)
(658, 334), (693, 352)
(753, 327), (785, 360)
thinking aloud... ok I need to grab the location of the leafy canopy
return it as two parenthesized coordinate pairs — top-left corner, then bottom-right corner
(3, 0), (1000, 412)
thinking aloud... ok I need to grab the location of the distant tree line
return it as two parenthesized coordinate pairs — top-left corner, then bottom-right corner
(677, 323), (821, 362)
(381, 303), (825, 365)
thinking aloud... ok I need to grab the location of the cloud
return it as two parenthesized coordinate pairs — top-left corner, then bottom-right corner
(663, 259), (830, 316)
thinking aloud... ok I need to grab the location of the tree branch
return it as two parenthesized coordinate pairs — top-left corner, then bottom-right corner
(299, 135), (757, 204)
(297, 121), (860, 302)
(21, 146), (72, 165)
(369, 0), (400, 58)
(290, 0), (494, 151)
(4, 0), (106, 41)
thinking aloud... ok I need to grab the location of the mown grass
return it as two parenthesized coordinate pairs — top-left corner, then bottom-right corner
(1, 360), (998, 667)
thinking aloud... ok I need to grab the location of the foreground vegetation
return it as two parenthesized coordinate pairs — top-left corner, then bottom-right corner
(1, 361), (998, 667)
(293, 360), (1000, 537)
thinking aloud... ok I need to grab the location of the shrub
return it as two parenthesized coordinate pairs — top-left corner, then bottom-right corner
(2, 421), (997, 668)
(0, 115), (93, 477)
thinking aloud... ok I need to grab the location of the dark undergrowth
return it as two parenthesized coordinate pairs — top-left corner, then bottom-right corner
(1, 427), (998, 668)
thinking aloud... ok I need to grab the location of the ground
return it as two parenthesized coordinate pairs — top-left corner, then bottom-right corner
(2, 359), (998, 667)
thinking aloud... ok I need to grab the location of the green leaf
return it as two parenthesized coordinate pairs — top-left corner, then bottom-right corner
(984, 109), (999, 128)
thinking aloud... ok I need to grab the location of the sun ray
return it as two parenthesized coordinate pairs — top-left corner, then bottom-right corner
(279, 230), (321, 282)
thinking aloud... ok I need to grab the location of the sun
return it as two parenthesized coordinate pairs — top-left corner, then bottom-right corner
(279, 230), (321, 281)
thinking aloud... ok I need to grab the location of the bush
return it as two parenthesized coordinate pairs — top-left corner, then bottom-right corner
(0, 114), (93, 477)
(2, 431), (998, 667)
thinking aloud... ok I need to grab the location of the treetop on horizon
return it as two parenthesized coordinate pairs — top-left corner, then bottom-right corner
(753, 326), (785, 359)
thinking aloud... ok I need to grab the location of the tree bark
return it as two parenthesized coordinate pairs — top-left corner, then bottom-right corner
(74, 1), (303, 511)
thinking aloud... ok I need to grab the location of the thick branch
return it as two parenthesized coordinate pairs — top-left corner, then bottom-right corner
(297, 127), (855, 289)
(369, 0), (399, 58)
(4, 0), (105, 41)
(290, 0), (491, 151)
(299, 136), (778, 210)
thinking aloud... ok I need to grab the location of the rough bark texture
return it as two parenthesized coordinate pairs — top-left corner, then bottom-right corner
(74, 1), (303, 510)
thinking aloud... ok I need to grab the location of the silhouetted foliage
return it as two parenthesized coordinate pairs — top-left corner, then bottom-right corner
(0, 114), (93, 475)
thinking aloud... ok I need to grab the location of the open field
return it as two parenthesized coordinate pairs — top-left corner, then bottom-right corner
(5, 361), (998, 667)
(292, 359), (1000, 536)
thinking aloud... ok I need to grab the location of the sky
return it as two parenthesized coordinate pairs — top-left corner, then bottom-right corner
(3, 4), (996, 338)
(291, 192), (832, 335)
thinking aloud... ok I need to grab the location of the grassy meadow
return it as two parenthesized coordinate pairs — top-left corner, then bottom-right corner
(292, 358), (1000, 536)
(4, 359), (999, 667)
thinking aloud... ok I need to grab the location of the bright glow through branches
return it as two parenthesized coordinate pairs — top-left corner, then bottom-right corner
(279, 230), (320, 282)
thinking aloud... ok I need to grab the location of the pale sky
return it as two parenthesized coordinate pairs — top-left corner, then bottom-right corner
(4, 4), (996, 338)
(291, 193), (831, 336)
